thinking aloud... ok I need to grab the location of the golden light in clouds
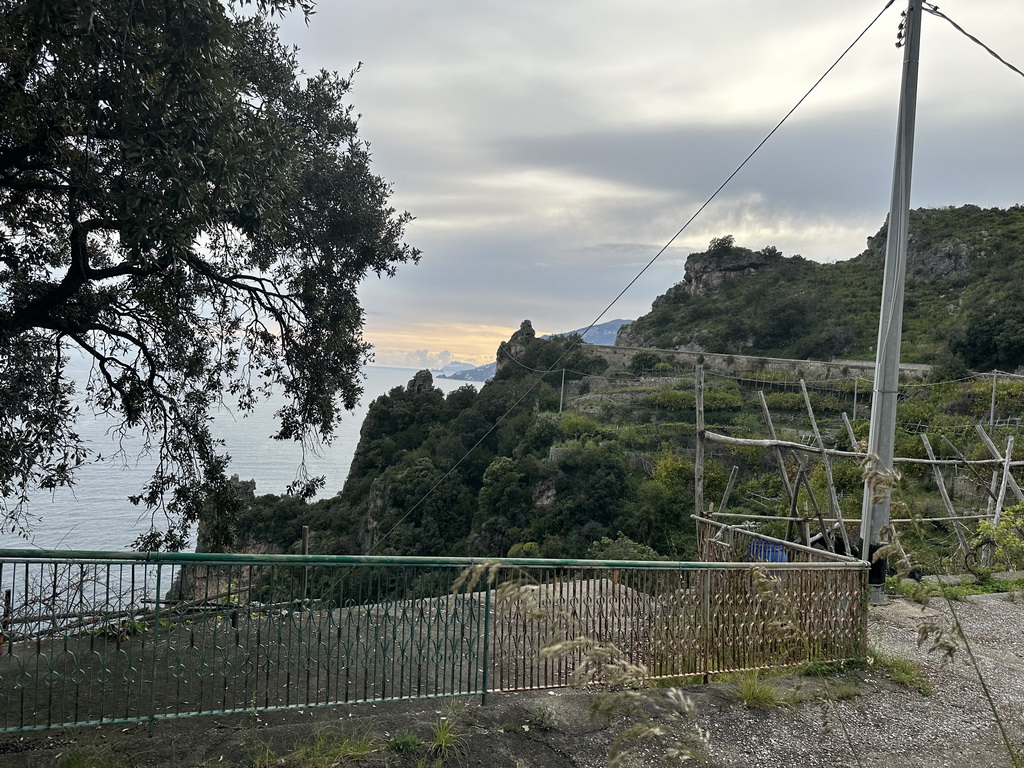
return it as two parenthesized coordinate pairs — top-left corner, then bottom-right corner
(365, 321), (527, 368)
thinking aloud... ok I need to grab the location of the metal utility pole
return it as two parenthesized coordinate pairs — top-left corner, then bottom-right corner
(860, 0), (923, 603)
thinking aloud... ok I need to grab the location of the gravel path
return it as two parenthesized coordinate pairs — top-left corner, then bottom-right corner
(701, 593), (1024, 767)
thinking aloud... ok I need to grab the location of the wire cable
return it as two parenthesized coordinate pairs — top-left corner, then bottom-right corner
(924, 3), (1024, 80)
(553, 0), (898, 359)
(369, 0), (898, 552)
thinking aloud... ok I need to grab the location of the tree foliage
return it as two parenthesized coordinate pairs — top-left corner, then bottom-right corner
(0, 0), (418, 548)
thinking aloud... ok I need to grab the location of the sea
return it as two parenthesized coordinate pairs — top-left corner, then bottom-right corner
(1, 366), (474, 552)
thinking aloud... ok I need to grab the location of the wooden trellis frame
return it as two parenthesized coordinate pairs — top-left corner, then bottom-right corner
(692, 365), (1024, 562)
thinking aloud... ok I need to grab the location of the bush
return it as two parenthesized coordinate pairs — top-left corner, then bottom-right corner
(587, 533), (665, 561)
(763, 392), (805, 411)
(630, 350), (663, 376)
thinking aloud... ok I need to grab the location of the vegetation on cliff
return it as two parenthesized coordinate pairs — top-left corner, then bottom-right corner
(618, 205), (1024, 374)
(227, 205), (1024, 568)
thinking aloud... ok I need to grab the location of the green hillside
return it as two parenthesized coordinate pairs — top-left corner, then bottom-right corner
(223, 206), (1024, 573)
(619, 205), (1024, 372)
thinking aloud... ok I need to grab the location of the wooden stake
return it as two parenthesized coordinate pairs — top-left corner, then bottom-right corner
(758, 391), (794, 505)
(786, 465), (806, 542)
(719, 465), (739, 515)
(841, 412), (859, 451)
(795, 455), (835, 552)
(993, 437), (1015, 529)
(920, 434), (970, 557)
(975, 425), (1024, 503)
(801, 380), (851, 554)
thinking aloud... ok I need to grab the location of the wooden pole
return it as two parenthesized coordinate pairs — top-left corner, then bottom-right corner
(975, 424), (1024, 503)
(841, 412), (859, 451)
(758, 391), (795, 505)
(710, 511), (996, 523)
(694, 365), (705, 528)
(719, 465), (739, 515)
(702, 429), (1024, 469)
(794, 456), (835, 552)
(920, 434), (970, 557)
(990, 370), (997, 434)
(942, 434), (1006, 504)
(993, 436), (1015, 528)
(801, 380), (852, 554)
(786, 466), (804, 543)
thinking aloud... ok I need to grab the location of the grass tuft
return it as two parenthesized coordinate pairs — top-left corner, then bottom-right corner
(825, 682), (861, 701)
(430, 717), (464, 761)
(870, 651), (932, 696)
(733, 671), (784, 708)
(265, 729), (378, 766)
(54, 749), (126, 768)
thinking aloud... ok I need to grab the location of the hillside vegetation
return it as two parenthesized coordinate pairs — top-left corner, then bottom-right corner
(619, 205), (1024, 374)
(224, 205), (1024, 571)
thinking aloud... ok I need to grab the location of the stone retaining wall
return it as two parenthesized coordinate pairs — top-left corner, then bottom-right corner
(582, 343), (931, 382)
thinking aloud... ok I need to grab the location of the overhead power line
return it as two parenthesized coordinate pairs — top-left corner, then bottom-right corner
(924, 3), (1024, 81)
(369, 0), (900, 552)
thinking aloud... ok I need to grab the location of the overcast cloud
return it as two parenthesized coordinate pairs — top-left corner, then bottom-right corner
(277, 1), (1024, 367)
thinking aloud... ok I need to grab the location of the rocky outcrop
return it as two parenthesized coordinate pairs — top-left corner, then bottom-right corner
(496, 319), (536, 374)
(406, 369), (434, 394)
(860, 217), (974, 283)
(684, 247), (780, 297)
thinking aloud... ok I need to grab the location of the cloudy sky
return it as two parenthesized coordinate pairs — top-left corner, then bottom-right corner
(277, 1), (1024, 368)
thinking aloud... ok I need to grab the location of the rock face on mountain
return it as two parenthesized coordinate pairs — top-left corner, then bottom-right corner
(406, 369), (434, 394)
(860, 217), (973, 283)
(496, 319), (536, 374)
(683, 246), (780, 297)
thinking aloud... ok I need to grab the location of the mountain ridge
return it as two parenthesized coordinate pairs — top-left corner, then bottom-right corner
(617, 205), (1024, 373)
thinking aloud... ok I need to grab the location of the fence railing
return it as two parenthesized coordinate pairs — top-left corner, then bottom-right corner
(0, 544), (867, 732)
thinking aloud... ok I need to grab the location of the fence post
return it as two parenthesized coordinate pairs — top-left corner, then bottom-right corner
(300, 525), (310, 600)
(148, 562), (164, 735)
(701, 568), (711, 684)
(481, 579), (491, 705)
(695, 365), (705, 526)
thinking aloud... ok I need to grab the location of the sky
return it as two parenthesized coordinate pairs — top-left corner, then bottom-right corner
(276, 1), (1024, 368)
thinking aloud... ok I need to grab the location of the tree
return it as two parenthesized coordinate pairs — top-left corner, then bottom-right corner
(629, 349), (662, 376)
(0, 0), (419, 549)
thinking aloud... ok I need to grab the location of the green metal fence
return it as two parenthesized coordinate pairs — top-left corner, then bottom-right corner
(0, 539), (867, 731)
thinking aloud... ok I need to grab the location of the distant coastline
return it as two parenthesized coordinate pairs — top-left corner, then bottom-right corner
(0, 365), (474, 552)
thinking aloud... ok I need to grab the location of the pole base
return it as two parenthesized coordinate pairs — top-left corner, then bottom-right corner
(867, 584), (887, 605)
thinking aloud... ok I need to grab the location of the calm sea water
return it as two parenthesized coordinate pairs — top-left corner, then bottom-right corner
(1, 366), (473, 552)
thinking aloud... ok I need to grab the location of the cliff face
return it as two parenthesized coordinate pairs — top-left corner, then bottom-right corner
(859, 218), (973, 283)
(496, 319), (536, 374)
(683, 247), (781, 297)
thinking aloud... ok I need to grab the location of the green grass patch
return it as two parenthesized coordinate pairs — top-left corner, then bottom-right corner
(732, 671), (786, 708)
(263, 729), (378, 767)
(54, 749), (126, 768)
(826, 682), (861, 701)
(430, 717), (464, 761)
(870, 651), (931, 696)
(886, 575), (1024, 603)
(387, 730), (422, 756)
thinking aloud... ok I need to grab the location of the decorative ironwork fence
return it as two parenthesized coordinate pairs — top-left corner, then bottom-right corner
(0, 537), (866, 732)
